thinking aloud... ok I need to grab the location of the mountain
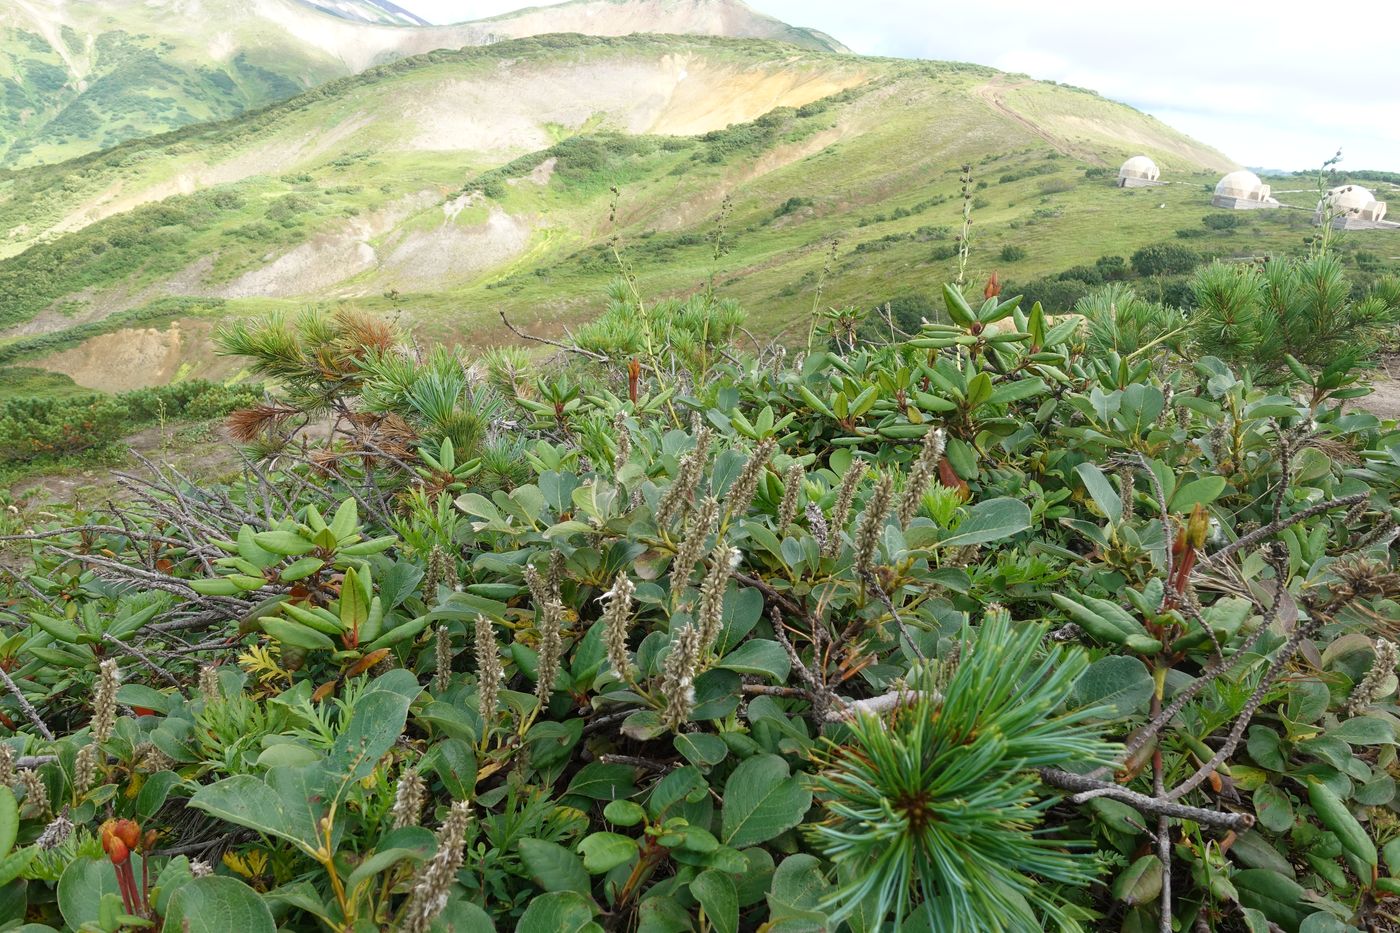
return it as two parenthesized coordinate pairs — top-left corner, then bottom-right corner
(0, 0), (844, 167)
(0, 33), (1266, 392)
(308, 0), (432, 26)
(466, 0), (848, 52)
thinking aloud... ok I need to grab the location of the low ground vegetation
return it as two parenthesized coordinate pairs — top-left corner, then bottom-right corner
(0, 380), (258, 479)
(0, 264), (1397, 931)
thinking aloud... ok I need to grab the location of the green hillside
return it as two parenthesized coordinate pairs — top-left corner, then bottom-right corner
(1, 33), (1395, 393)
(0, 0), (844, 168)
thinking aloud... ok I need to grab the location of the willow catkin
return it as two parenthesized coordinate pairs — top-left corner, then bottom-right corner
(433, 626), (452, 694)
(91, 660), (120, 745)
(660, 624), (703, 731)
(474, 616), (502, 730)
(73, 744), (97, 796)
(613, 410), (631, 467)
(805, 505), (830, 556)
(724, 438), (776, 521)
(198, 665), (219, 703)
(852, 472), (895, 582)
(391, 769), (426, 829)
(523, 563), (548, 611)
(697, 545), (740, 653)
(601, 572), (636, 679)
(546, 551), (566, 603)
(1118, 466), (1136, 523)
(534, 598), (564, 706)
(897, 427), (945, 528)
(400, 800), (472, 933)
(1342, 638), (1399, 718)
(36, 811), (72, 851)
(424, 545), (459, 597)
(656, 427), (713, 527)
(139, 745), (174, 774)
(777, 463), (803, 530)
(671, 496), (719, 589)
(825, 462), (865, 558)
(20, 770), (49, 819)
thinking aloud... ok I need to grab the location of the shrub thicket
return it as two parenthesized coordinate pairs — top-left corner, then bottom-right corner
(0, 273), (1396, 932)
(0, 379), (258, 465)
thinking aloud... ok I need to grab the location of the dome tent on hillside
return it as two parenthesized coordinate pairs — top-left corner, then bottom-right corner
(1315, 184), (1390, 229)
(1117, 155), (1163, 188)
(1211, 170), (1280, 210)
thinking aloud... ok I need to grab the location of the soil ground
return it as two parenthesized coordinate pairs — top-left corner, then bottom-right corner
(1358, 355), (1400, 421)
(7, 421), (246, 507)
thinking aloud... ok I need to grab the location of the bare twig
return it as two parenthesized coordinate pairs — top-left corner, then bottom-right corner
(1090, 544), (1291, 781)
(103, 635), (181, 687)
(865, 574), (928, 662)
(1203, 493), (1366, 567)
(1166, 615), (1325, 801)
(741, 685), (809, 698)
(581, 709), (634, 736)
(1131, 452), (1174, 611)
(598, 754), (670, 771)
(1037, 769), (1253, 831)
(0, 667), (53, 741)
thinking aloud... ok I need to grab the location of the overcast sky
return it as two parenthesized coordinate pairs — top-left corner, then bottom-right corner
(399, 1), (1399, 171)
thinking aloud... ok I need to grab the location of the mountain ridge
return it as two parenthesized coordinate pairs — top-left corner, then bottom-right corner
(306, 0), (432, 25)
(0, 0), (845, 167)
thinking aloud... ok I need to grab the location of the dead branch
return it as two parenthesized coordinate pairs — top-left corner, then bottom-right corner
(498, 310), (609, 362)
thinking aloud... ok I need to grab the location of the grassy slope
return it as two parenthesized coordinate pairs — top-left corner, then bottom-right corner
(1, 35), (1395, 390)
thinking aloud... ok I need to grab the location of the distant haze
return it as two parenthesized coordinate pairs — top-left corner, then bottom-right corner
(403, 0), (1399, 172)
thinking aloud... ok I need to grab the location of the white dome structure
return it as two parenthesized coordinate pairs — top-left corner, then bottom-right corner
(1211, 170), (1279, 210)
(1315, 184), (1388, 228)
(1118, 155), (1162, 188)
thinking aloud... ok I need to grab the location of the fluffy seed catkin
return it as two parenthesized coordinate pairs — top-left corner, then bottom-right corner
(897, 428), (945, 528)
(777, 463), (803, 530)
(853, 472), (895, 581)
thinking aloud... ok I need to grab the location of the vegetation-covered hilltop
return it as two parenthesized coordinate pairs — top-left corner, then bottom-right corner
(3, 31), (1326, 395)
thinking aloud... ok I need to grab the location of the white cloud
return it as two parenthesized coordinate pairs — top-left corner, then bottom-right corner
(397, 0), (1400, 169)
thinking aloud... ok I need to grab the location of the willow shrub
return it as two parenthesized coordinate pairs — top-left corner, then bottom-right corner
(0, 280), (1398, 931)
